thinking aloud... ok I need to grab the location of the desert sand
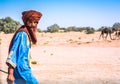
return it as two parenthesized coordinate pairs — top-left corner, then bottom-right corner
(0, 31), (120, 84)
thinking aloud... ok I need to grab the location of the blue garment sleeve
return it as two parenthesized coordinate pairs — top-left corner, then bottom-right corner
(6, 32), (28, 68)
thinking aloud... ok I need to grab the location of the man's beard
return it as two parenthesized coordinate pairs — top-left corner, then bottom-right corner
(27, 27), (37, 44)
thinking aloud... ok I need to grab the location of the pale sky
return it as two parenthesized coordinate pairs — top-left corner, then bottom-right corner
(0, 0), (120, 30)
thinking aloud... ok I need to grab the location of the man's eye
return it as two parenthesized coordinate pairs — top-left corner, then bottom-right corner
(35, 22), (38, 24)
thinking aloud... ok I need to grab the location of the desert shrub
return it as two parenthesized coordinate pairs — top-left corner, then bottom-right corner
(37, 28), (42, 33)
(47, 24), (59, 33)
(78, 37), (81, 40)
(43, 41), (49, 45)
(31, 61), (37, 64)
(85, 27), (95, 34)
(0, 17), (21, 33)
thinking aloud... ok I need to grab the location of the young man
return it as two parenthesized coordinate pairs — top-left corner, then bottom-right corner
(6, 10), (42, 84)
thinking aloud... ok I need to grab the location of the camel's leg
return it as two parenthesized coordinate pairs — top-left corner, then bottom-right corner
(99, 33), (102, 40)
(105, 33), (108, 40)
(113, 32), (117, 40)
(118, 34), (120, 40)
(109, 33), (113, 40)
(102, 33), (105, 40)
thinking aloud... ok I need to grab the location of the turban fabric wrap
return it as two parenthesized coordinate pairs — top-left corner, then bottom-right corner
(22, 10), (42, 24)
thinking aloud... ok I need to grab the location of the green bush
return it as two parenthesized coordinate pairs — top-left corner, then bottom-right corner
(47, 24), (59, 33)
(0, 17), (21, 33)
(85, 27), (95, 34)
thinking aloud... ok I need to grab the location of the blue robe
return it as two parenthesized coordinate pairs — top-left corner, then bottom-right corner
(6, 31), (39, 84)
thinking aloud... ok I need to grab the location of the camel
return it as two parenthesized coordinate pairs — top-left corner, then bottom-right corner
(99, 28), (114, 40)
(99, 27), (120, 40)
(114, 30), (120, 40)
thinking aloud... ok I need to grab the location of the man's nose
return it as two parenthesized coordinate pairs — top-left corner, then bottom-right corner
(32, 22), (35, 26)
(31, 22), (36, 27)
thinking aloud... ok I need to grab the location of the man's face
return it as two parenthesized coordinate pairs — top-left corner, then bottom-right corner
(26, 20), (38, 44)
(26, 20), (38, 32)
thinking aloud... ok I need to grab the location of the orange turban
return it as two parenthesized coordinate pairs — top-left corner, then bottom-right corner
(22, 10), (42, 24)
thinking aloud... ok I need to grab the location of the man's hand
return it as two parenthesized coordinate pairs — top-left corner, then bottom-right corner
(7, 73), (15, 82)
(7, 64), (15, 82)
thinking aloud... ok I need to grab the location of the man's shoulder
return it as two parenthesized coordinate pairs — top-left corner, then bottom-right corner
(16, 31), (27, 36)
(14, 31), (28, 39)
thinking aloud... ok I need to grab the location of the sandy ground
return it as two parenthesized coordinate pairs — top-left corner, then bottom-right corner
(0, 32), (120, 84)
